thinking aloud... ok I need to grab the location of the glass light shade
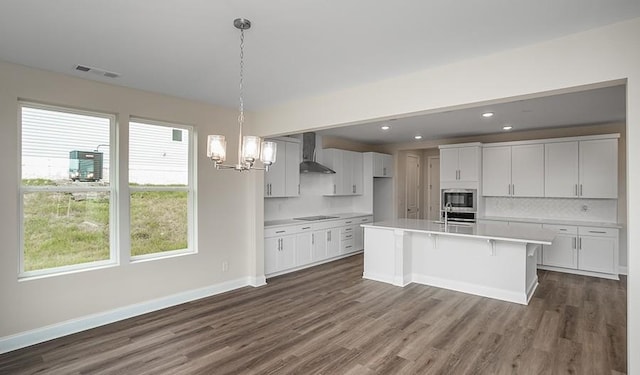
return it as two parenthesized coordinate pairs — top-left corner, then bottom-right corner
(261, 141), (277, 165)
(242, 135), (261, 163)
(207, 135), (226, 162)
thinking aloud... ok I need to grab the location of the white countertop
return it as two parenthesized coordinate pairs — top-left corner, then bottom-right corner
(479, 215), (622, 228)
(264, 212), (373, 228)
(363, 218), (555, 245)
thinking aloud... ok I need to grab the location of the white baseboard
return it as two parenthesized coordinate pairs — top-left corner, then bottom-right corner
(537, 265), (620, 280)
(0, 277), (251, 354)
(619, 266), (628, 275)
(412, 274), (528, 305)
(362, 272), (395, 285)
(249, 275), (267, 287)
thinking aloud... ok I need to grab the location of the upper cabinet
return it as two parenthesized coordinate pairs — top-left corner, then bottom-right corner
(545, 138), (618, 198)
(372, 153), (394, 177)
(439, 144), (481, 184)
(482, 144), (544, 197)
(323, 148), (364, 196)
(264, 138), (301, 198)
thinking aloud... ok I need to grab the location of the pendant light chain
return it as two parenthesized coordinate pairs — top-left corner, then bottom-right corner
(236, 27), (245, 168)
(238, 28), (245, 128)
(206, 18), (277, 172)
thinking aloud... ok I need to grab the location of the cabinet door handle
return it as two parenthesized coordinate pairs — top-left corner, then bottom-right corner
(298, 184), (300, 195)
(312, 234), (314, 244)
(578, 237), (582, 250)
(345, 221), (352, 224)
(302, 226), (311, 230)
(575, 184), (578, 196)
(512, 184), (515, 196)
(572, 237), (576, 249)
(383, 167), (386, 176)
(580, 184), (583, 196)
(588, 230), (606, 234)
(328, 231), (331, 241)
(508, 184), (511, 195)
(333, 184), (336, 194)
(276, 230), (285, 234)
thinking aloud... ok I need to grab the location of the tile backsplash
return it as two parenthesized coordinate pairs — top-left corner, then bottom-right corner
(484, 197), (618, 223)
(264, 173), (357, 221)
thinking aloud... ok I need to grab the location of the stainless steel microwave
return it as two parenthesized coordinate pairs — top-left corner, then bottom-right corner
(442, 189), (477, 212)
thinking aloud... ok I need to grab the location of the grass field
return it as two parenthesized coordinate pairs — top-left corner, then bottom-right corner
(22, 180), (188, 271)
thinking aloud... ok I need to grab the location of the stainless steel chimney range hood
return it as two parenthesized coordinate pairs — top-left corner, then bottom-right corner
(300, 132), (336, 174)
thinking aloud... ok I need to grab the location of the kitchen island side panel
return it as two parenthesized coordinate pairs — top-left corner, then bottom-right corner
(363, 228), (395, 283)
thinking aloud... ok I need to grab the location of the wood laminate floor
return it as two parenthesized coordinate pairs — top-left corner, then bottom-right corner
(0, 254), (627, 374)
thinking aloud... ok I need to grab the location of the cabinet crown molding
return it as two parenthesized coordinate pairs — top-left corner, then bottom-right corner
(482, 133), (619, 148)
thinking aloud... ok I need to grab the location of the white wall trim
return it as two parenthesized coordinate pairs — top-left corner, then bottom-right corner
(0, 277), (251, 354)
(249, 276), (267, 287)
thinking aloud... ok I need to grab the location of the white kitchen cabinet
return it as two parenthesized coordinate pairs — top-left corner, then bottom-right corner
(265, 138), (300, 198)
(439, 145), (481, 183)
(579, 139), (618, 199)
(545, 138), (618, 198)
(295, 228), (313, 266)
(311, 226), (340, 261)
(354, 216), (373, 250)
(340, 225), (355, 254)
(373, 153), (394, 177)
(264, 235), (295, 275)
(577, 226), (618, 274)
(482, 144), (544, 197)
(542, 224), (578, 269)
(540, 224), (618, 278)
(311, 230), (327, 262)
(323, 149), (364, 196)
(326, 227), (340, 258)
(482, 146), (511, 196)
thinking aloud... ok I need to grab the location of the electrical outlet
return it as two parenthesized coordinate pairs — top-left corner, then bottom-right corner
(222, 261), (229, 272)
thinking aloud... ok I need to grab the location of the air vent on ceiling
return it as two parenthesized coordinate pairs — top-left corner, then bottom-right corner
(75, 64), (120, 79)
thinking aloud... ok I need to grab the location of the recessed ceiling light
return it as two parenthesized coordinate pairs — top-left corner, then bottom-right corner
(482, 112), (494, 118)
(503, 126), (513, 131)
(414, 135), (423, 140)
(381, 125), (390, 130)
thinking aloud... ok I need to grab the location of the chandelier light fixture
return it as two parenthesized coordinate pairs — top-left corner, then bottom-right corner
(207, 18), (277, 171)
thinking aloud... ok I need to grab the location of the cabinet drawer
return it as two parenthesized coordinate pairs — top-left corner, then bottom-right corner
(542, 224), (578, 235)
(354, 216), (373, 224)
(341, 226), (354, 234)
(340, 218), (356, 227)
(578, 226), (618, 237)
(264, 224), (311, 238)
(341, 231), (355, 241)
(341, 239), (355, 252)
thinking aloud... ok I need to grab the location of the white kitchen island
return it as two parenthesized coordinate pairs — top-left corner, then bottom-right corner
(362, 219), (556, 305)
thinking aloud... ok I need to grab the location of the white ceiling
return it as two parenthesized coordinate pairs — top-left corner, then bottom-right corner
(1, 0), (639, 112)
(316, 85), (627, 145)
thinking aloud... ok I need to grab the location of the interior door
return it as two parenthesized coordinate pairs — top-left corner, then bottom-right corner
(405, 154), (420, 219)
(427, 156), (440, 221)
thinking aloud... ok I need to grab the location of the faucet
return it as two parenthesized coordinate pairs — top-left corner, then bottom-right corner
(444, 202), (453, 228)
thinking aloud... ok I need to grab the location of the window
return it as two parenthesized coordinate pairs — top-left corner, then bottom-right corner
(129, 120), (195, 258)
(20, 103), (115, 275)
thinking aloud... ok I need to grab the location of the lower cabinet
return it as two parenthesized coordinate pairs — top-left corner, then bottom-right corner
(542, 225), (578, 269)
(542, 224), (618, 277)
(265, 215), (373, 276)
(264, 235), (296, 275)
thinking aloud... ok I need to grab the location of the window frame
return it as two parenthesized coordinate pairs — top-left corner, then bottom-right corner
(18, 102), (118, 278)
(128, 117), (197, 261)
